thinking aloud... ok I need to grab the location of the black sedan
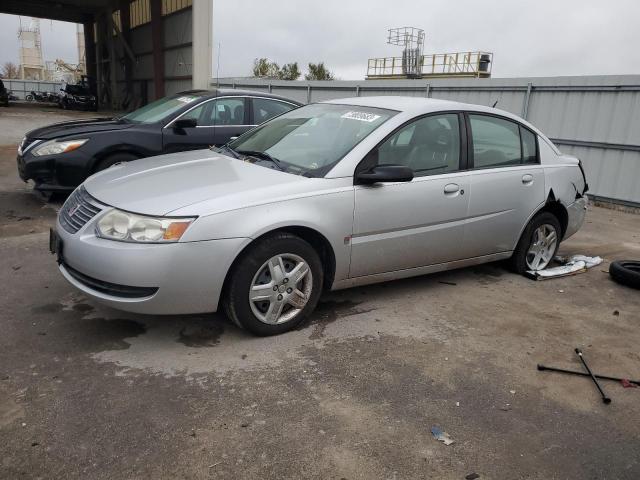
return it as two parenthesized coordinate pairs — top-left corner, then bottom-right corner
(0, 79), (9, 107)
(17, 89), (302, 191)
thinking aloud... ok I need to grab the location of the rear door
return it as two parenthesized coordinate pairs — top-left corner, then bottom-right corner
(463, 113), (545, 257)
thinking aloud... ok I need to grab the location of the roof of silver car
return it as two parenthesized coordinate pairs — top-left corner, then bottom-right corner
(323, 96), (497, 115)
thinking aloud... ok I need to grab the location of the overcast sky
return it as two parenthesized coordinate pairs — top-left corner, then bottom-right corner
(1, 0), (638, 79)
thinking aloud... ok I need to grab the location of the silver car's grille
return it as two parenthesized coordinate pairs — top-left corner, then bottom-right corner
(59, 186), (102, 234)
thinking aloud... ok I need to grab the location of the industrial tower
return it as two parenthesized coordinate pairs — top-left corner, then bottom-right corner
(18, 18), (46, 80)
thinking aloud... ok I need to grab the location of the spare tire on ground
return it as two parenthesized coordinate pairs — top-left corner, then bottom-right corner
(609, 260), (640, 289)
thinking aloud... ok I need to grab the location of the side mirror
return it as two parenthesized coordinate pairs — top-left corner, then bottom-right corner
(356, 164), (414, 185)
(173, 118), (197, 130)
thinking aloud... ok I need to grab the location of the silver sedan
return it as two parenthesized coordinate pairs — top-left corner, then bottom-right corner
(53, 97), (588, 335)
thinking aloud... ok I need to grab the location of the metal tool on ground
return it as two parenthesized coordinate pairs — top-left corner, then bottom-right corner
(537, 364), (640, 387)
(574, 348), (611, 404)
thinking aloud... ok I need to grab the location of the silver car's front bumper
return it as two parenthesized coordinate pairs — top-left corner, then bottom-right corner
(564, 195), (588, 240)
(56, 218), (250, 315)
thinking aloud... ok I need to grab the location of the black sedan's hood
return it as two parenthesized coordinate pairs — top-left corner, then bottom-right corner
(27, 117), (134, 140)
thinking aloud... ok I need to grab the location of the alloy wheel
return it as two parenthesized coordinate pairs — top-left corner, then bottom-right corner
(249, 253), (313, 325)
(525, 224), (558, 271)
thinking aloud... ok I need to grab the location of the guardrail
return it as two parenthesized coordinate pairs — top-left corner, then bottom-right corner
(366, 52), (492, 79)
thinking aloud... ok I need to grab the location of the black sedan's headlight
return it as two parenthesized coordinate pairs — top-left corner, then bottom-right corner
(31, 139), (88, 156)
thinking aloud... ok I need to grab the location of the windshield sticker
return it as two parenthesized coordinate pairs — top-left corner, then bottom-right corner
(176, 96), (197, 104)
(341, 111), (382, 123)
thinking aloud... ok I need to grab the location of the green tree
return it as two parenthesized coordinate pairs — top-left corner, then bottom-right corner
(252, 58), (281, 79)
(304, 62), (334, 81)
(278, 62), (301, 80)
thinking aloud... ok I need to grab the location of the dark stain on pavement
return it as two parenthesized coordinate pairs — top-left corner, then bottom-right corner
(304, 299), (377, 340)
(73, 303), (94, 313)
(177, 322), (225, 347)
(50, 317), (149, 351)
(31, 303), (62, 314)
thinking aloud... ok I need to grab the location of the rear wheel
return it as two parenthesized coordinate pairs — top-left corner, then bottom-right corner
(223, 233), (323, 336)
(510, 212), (561, 274)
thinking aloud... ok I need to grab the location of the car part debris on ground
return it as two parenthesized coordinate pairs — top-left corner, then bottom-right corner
(538, 364), (640, 387)
(609, 260), (640, 289)
(537, 348), (640, 404)
(431, 426), (454, 445)
(575, 348), (611, 404)
(526, 255), (603, 280)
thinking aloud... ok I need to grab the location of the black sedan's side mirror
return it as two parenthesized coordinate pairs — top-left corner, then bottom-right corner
(173, 118), (197, 130)
(356, 164), (414, 185)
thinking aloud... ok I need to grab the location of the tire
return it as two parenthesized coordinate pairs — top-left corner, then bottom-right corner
(26, 95), (33, 102)
(509, 212), (561, 275)
(609, 261), (640, 289)
(223, 232), (323, 336)
(93, 153), (139, 173)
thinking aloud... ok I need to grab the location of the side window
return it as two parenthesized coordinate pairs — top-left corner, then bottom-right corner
(520, 126), (538, 164)
(181, 103), (205, 124)
(201, 98), (245, 126)
(252, 98), (295, 124)
(374, 114), (460, 176)
(469, 114), (539, 168)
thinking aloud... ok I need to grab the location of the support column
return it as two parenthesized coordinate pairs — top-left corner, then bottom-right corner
(192, 0), (213, 89)
(95, 13), (105, 107)
(83, 20), (97, 84)
(106, 10), (118, 109)
(150, 0), (165, 99)
(119, 0), (133, 103)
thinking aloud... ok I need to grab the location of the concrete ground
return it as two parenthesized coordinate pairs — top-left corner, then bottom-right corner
(1, 106), (640, 480)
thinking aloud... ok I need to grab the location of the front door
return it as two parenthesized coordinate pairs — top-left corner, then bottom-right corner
(350, 113), (471, 278)
(162, 97), (249, 153)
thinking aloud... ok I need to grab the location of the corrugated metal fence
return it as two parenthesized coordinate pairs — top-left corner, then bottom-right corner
(213, 75), (640, 207)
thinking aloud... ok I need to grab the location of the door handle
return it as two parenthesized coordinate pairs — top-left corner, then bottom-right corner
(522, 174), (534, 185)
(444, 183), (460, 194)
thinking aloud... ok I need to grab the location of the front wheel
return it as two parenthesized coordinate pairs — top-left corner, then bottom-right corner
(510, 212), (561, 274)
(223, 233), (323, 336)
(93, 152), (139, 173)
(26, 95), (34, 102)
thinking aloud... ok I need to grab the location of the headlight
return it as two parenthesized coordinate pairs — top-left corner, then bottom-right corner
(32, 139), (88, 156)
(96, 209), (195, 243)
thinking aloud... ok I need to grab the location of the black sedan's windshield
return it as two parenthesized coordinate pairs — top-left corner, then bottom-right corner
(227, 103), (396, 177)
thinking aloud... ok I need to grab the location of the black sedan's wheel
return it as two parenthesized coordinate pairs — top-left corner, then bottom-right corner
(510, 212), (561, 274)
(93, 153), (139, 173)
(609, 260), (640, 289)
(224, 233), (323, 336)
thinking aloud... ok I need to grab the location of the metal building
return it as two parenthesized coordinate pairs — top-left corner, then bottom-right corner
(1, 0), (213, 110)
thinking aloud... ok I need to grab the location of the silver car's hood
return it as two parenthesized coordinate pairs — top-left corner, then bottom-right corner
(83, 149), (312, 216)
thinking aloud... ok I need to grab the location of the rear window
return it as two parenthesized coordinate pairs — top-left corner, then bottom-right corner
(65, 85), (90, 95)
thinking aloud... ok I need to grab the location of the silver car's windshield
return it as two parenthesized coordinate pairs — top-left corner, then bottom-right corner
(121, 94), (203, 124)
(227, 103), (396, 177)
